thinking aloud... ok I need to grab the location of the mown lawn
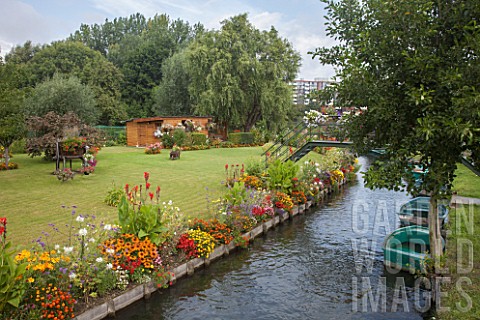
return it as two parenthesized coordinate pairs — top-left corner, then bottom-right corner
(1, 146), (264, 246)
(440, 165), (480, 319)
(452, 164), (480, 198)
(1, 146), (328, 247)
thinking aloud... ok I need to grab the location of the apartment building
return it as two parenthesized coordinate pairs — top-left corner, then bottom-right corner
(291, 78), (334, 105)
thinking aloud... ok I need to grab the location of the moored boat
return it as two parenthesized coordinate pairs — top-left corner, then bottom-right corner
(397, 196), (449, 227)
(383, 225), (444, 273)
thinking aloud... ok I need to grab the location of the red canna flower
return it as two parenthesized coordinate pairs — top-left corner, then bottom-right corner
(0, 226), (5, 235)
(146, 182), (151, 190)
(149, 192), (154, 200)
(124, 184), (129, 193)
(144, 172), (150, 182)
(225, 164), (228, 171)
(0, 217), (6, 225)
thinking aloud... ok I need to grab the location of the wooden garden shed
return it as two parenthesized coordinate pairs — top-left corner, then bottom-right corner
(125, 116), (212, 147)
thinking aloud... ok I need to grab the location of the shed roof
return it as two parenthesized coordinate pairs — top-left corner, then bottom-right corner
(125, 116), (212, 123)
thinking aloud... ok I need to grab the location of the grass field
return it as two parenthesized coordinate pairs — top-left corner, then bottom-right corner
(452, 164), (480, 198)
(440, 165), (480, 319)
(1, 146), (265, 246)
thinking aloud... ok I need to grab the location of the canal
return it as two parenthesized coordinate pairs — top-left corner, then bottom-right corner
(116, 157), (431, 319)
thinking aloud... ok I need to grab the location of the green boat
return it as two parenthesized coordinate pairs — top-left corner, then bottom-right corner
(383, 225), (444, 273)
(397, 196), (449, 228)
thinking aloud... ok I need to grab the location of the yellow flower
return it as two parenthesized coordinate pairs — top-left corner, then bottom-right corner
(27, 277), (35, 283)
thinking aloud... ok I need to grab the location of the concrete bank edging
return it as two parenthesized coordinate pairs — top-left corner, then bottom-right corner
(75, 181), (347, 320)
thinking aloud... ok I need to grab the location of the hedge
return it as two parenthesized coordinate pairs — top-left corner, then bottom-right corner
(228, 132), (254, 145)
(191, 133), (208, 145)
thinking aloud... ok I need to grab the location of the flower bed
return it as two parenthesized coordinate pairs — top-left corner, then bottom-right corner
(1, 150), (358, 319)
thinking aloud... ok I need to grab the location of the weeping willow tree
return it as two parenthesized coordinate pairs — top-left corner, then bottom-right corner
(188, 14), (301, 135)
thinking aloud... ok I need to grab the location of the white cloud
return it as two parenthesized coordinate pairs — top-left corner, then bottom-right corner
(1, 0), (337, 78)
(0, 0), (53, 54)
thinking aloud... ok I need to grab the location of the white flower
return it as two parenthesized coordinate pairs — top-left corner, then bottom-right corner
(168, 200), (173, 205)
(63, 246), (73, 254)
(96, 257), (103, 263)
(106, 263), (113, 270)
(76, 216), (84, 222)
(89, 237), (95, 243)
(104, 224), (112, 230)
(106, 248), (115, 255)
(54, 244), (60, 250)
(176, 207), (180, 212)
(79, 228), (88, 236)
(69, 273), (77, 280)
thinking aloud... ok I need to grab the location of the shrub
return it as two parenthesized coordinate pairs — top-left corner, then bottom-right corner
(161, 134), (175, 149)
(245, 158), (266, 177)
(104, 185), (124, 207)
(172, 129), (187, 147)
(267, 159), (299, 193)
(191, 133), (207, 145)
(10, 139), (26, 154)
(228, 132), (254, 145)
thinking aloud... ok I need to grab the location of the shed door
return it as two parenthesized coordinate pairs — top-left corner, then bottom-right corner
(138, 125), (147, 145)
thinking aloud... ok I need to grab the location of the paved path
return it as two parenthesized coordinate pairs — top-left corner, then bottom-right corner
(450, 195), (480, 207)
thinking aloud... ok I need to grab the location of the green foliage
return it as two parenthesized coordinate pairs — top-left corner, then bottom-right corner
(172, 129), (187, 147)
(161, 134), (175, 149)
(245, 157), (266, 177)
(104, 186), (124, 207)
(151, 51), (193, 116)
(191, 133), (207, 145)
(188, 14), (301, 133)
(9, 139), (26, 154)
(25, 41), (126, 125)
(223, 182), (248, 207)
(267, 159), (299, 193)
(118, 196), (167, 245)
(313, 0), (480, 197)
(107, 14), (199, 117)
(24, 74), (99, 124)
(0, 62), (27, 167)
(228, 132), (254, 145)
(0, 241), (27, 311)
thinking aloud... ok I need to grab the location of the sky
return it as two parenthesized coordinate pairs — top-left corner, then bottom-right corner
(0, 0), (337, 80)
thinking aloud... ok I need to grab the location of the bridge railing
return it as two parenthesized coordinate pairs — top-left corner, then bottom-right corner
(262, 118), (348, 163)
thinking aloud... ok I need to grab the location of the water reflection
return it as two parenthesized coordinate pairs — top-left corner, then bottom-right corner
(116, 157), (429, 320)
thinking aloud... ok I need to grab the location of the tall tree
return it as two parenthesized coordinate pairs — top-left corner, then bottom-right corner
(188, 14), (301, 134)
(25, 41), (125, 124)
(108, 14), (199, 117)
(312, 0), (480, 281)
(69, 13), (148, 55)
(0, 63), (26, 167)
(24, 74), (98, 124)
(151, 51), (193, 116)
